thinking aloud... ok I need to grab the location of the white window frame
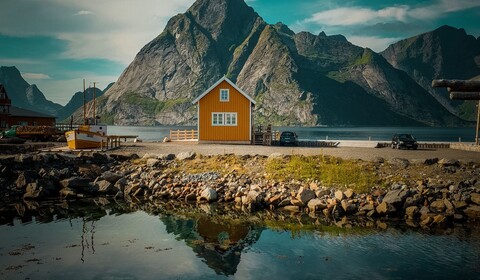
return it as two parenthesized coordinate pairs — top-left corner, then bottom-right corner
(220, 89), (229, 102)
(212, 112), (237, 126)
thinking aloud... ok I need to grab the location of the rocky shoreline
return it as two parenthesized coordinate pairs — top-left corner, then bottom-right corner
(1, 150), (479, 229)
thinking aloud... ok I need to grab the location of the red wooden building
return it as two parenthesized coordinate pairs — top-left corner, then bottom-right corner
(0, 83), (56, 130)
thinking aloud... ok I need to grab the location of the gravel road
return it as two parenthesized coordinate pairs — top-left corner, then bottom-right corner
(111, 141), (480, 162)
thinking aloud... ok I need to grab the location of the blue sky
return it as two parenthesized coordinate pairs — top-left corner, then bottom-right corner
(0, 0), (478, 105)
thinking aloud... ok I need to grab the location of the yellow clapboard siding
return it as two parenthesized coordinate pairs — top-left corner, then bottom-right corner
(198, 80), (252, 142)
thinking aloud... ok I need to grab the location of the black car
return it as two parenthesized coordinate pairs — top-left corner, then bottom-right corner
(391, 134), (418, 150)
(279, 131), (298, 146)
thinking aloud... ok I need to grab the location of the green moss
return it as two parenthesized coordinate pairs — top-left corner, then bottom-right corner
(121, 93), (190, 116)
(327, 70), (350, 83)
(353, 49), (374, 66)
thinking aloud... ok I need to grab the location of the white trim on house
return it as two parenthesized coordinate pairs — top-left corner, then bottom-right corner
(191, 76), (256, 105)
(211, 112), (237, 126)
(220, 88), (229, 102)
(197, 102), (200, 140)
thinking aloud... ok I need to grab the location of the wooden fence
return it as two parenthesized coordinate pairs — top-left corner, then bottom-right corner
(169, 129), (198, 141)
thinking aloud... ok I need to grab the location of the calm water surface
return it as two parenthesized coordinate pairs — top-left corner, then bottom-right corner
(108, 126), (477, 142)
(0, 201), (479, 279)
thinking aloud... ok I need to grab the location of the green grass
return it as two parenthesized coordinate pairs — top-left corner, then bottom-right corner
(266, 155), (379, 193)
(353, 49), (374, 66)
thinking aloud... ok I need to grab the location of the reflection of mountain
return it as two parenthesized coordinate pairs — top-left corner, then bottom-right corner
(162, 215), (263, 276)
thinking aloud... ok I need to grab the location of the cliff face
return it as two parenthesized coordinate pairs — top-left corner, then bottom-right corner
(0, 66), (62, 116)
(381, 25), (480, 121)
(94, 0), (469, 126)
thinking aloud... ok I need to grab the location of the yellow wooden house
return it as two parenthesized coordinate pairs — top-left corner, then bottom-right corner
(192, 76), (256, 144)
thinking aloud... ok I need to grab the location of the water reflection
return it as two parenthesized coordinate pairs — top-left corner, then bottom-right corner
(162, 215), (262, 275)
(1, 198), (479, 279)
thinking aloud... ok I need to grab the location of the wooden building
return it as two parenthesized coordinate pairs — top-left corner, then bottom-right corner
(0, 84), (11, 129)
(192, 76), (256, 144)
(0, 83), (56, 129)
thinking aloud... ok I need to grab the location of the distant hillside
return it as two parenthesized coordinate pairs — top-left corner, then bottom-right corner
(381, 25), (480, 121)
(56, 83), (113, 122)
(89, 0), (468, 127)
(0, 66), (62, 116)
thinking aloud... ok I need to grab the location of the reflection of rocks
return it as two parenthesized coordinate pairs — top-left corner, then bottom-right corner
(162, 214), (262, 276)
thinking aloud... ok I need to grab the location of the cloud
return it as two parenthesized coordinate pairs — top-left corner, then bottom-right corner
(306, 6), (408, 26)
(74, 10), (93, 16)
(304, 0), (480, 27)
(0, 0), (195, 65)
(21, 72), (52, 80)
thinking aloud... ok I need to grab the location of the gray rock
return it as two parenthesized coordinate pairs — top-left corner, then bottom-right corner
(185, 192), (196, 202)
(341, 200), (357, 214)
(114, 178), (127, 192)
(438, 158), (460, 167)
(383, 189), (410, 205)
(344, 189), (355, 199)
(176, 152), (196, 160)
(334, 190), (344, 201)
(157, 154), (175, 160)
(470, 193), (480, 205)
(200, 187), (217, 202)
(101, 171), (123, 184)
(147, 158), (159, 167)
(268, 153), (285, 159)
(246, 190), (263, 205)
(60, 177), (91, 190)
(388, 158), (409, 168)
(429, 200), (446, 212)
(463, 205), (480, 219)
(296, 187), (315, 204)
(307, 198), (327, 212)
(15, 171), (37, 190)
(405, 206), (418, 218)
(424, 158), (439, 165)
(23, 182), (43, 199)
(376, 201), (396, 214)
(96, 180), (113, 194)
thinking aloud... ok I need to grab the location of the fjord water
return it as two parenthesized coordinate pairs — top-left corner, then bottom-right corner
(108, 126), (476, 142)
(1, 202), (479, 279)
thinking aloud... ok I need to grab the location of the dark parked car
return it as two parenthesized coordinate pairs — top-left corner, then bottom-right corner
(279, 131), (298, 146)
(391, 134), (418, 150)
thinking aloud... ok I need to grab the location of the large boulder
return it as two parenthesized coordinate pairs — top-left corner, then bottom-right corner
(307, 198), (327, 212)
(382, 189), (410, 205)
(296, 187), (315, 204)
(200, 187), (217, 202)
(176, 152), (196, 160)
(101, 171), (123, 184)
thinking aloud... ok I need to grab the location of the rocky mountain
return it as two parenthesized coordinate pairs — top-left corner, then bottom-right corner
(95, 0), (469, 126)
(56, 83), (113, 122)
(381, 25), (480, 121)
(0, 66), (63, 116)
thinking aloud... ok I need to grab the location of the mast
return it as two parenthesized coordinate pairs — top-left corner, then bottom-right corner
(93, 82), (96, 125)
(83, 79), (86, 125)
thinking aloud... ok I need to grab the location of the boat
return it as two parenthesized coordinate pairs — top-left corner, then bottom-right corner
(65, 80), (107, 149)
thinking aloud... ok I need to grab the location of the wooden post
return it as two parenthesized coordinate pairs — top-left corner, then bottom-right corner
(432, 79), (480, 91)
(476, 100), (480, 145)
(450, 92), (480, 100)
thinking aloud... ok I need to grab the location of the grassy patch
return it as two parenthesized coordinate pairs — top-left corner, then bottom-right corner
(266, 155), (378, 193)
(353, 49), (374, 66)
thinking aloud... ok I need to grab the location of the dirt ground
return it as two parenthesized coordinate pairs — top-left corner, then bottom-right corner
(109, 142), (480, 163)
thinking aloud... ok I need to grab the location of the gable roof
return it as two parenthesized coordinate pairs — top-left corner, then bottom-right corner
(0, 84), (9, 99)
(10, 106), (55, 119)
(192, 76), (256, 105)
